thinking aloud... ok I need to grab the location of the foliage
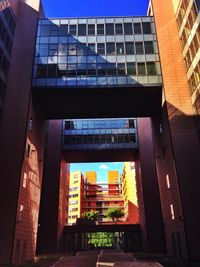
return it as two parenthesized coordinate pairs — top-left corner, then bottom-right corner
(87, 232), (115, 247)
(81, 210), (99, 221)
(106, 208), (124, 221)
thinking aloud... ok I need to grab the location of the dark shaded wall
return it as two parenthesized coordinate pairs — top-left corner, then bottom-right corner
(37, 120), (68, 254)
(136, 118), (166, 253)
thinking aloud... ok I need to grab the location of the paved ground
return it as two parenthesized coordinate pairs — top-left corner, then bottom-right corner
(51, 250), (163, 267)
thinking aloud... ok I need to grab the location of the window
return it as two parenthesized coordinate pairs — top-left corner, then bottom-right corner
(106, 23), (114, 35)
(40, 25), (50, 36)
(124, 23), (133, 34)
(134, 23), (142, 34)
(106, 63), (116, 76)
(69, 187), (78, 191)
(88, 43), (96, 54)
(59, 24), (68, 36)
(125, 42), (134, 54)
(130, 134), (136, 143)
(127, 63), (136, 75)
(88, 24), (95, 35)
(78, 24), (86, 36)
(142, 22), (152, 34)
(97, 24), (104, 34)
(106, 42), (115, 55)
(68, 44), (77, 55)
(23, 172), (27, 188)
(38, 44), (48, 56)
(147, 62), (157, 75)
(37, 64), (47, 78)
(137, 63), (146, 75)
(69, 25), (76, 35)
(117, 63), (126, 75)
(69, 194), (78, 198)
(144, 41), (154, 54)
(48, 64), (57, 78)
(115, 23), (123, 34)
(128, 119), (135, 128)
(135, 42), (144, 54)
(69, 200), (78, 205)
(97, 43), (105, 54)
(58, 65), (67, 77)
(170, 204), (175, 220)
(166, 174), (170, 189)
(116, 43), (124, 54)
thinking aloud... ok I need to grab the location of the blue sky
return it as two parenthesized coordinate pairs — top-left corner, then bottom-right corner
(70, 162), (125, 183)
(42, 0), (149, 18)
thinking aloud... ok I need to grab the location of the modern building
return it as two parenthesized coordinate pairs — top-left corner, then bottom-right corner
(0, 0), (200, 264)
(0, 0), (15, 122)
(68, 171), (84, 225)
(121, 162), (138, 224)
(82, 171), (125, 223)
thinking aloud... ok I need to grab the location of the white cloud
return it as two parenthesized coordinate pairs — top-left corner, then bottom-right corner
(99, 164), (109, 170)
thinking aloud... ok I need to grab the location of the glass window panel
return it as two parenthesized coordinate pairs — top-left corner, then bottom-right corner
(68, 56), (76, 63)
(144, 41), (154, 54)
(40, 26), (50, 36)
(78, 24), (86, 36)
(116, 43), (124, 54)
(137, 62), (146, 75)
(68, 44), (77, 55)
(47, 64), (57, 78)
(58, 56), (67, 63)
(36, 64), (47, 78)
(127, 62), (136, 75)
(142, 22), (152, 34)
(88, 24), (95, 35)
(69, 25), (76, 35)
(134, 23), (142, 34)
(124, 23), (133, 34)
(130, 134), (136, 143)
(88, 43), (96, 54)
(135, 42), (144, 54)
(97, 43), (105, 54)
(106, 42), (115, 55)
(106, 23), (114, 35)
(106, 63), (117, 76)
(97, 64), (107, 76)
(58, 44), (67, 55)
(115, 23), (123, 34)
(147, 62), (157, 75)
(117, 63), (126, 76)
(125, 42), (134, 54)
(38, 44), (48, 56)
(77, 43), (87, 55)
(97, 24), (104, 35)
(58, 64), (67, 77)
(59, 24), (68, 36)
(124, 134), (129, 143)
(129, 119), (135, 128)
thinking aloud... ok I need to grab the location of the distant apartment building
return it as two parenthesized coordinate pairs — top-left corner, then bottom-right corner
(67, 167), (139, 224)
(68, 171), (84, 225)
(121, 162), (138, 223)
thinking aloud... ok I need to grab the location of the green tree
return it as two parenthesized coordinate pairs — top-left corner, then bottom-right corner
(81, 210), (99, 221)
(106, 208), (124, 222)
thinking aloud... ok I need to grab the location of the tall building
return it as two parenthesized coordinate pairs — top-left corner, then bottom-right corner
(148, 0), (200, 260)
(0, 0), (200, 263)
(74, 170), (126, 223)
(68, 171), (84, 225)
(121, 162), (138, 224)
